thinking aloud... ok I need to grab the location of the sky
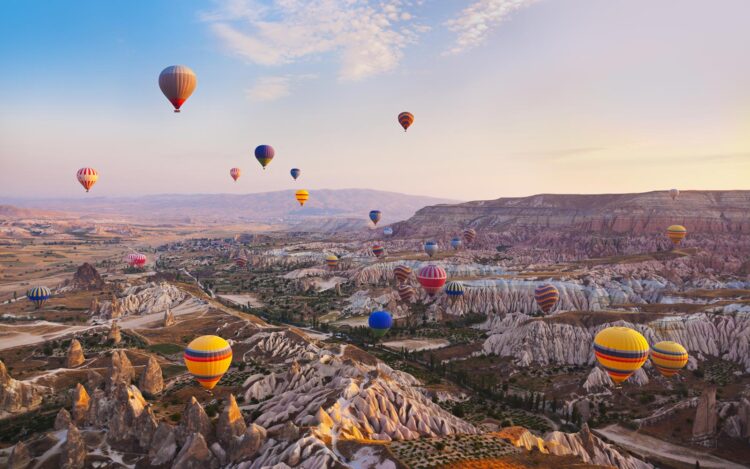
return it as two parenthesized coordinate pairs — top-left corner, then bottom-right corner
(1, 0), (749, 201)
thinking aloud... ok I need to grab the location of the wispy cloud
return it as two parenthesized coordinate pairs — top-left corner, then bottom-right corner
(203, 0), (424, 81)
(444, 0), (538, 55)
(245, 74), (317, 102)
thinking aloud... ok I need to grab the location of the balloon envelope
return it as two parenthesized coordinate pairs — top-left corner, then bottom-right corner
(444, 281), (465, 302)
(463, 228), (477, 243)
(295, 190), (309, 206)
(76, 167), (99, 192)
(451, 237), (462, 250)
(230, 168), (241, 181)
(368, 310), (393, 337)
(417, 264), (447, 295)
(184, 335), (233, 390)
(398, 112), (414, 132)
(424, 241), (438, 258)
(369, 210), (382, 225)
(372, 245), (385, 258)
(159, 65), (197, 112)
(255, 145), (275, 169)
(593, 327), (649, 385)
(27, 286), (51, 309)
(325, 254), (339, 270)
(290, 168), (301, 180)
(651, 341), (688, 377)
(534, 284), (559, 314)
(383, 227), (394, 236)
(393, 265), (412, 283)
(666, 225), (686, 245)
(397, 284), (416, 302)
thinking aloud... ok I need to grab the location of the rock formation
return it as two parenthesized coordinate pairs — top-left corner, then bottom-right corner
(66, 339), (85, 368)
(148, 422), (178, 465)
(71, 383), (90, 424)
(172, 433), (218, 469)
(164, 307), (176, 326)
(60, 424), (86, 469)
(107, 349), (134, 389)
(107, 321), (121, 344)
(71, 262), (104, 290)
(692, 386), (718, 444)
(545, 423), (652, 469)
(55, 408), (72, 430)
(0, 360), (46, 414)
(216, 394), (246, 447)
(86, 369), (104, 392)
(178, 396), (212, 445)
(138, 355), (164, 396)
(8, 441), (31, 469)
(110, 295), (122, 319)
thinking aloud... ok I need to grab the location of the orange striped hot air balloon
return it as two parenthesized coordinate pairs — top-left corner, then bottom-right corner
(159, 65), (197, 113)
(184, 335), (232, 390)
(397, 284), (416, 302)
(230, 168), (241, 182)
(394, 265), (412, 284)
(593, 327), (649, 385)
(398, 112), (414, 132)
(534, 284), (559, 315)
(650, 341), (688, 378)
(325, 254), (339, 271)
(666, 225), (687, 246)
(76, 167), (99, 192)
(295, 190), (309, 206)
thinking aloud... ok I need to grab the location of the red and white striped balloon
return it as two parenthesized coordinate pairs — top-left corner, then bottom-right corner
(76, 167), (99, 192)
(417, 264), (447, 296)
(230, 168), (241, 182)
(125, 252), (147, 268)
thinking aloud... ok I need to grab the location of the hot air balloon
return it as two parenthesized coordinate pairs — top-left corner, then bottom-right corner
(534, 284), (559, 315)
(368, 310), (393, 338)
(393, 265), (412, 284)
(417, 264), (447, 296)
(255, 145), (275, 169)
(184, 335), (233, 390)
(397, 284), (416, 303)
(76, 167), (99, 192)
(159, 65), (197, 113)
(326, 254), (339, 271)
(372, 245), (385, 258)
(424, 241), (438, 258)
(125, 253), (147, 268)
(666, 225), (687, 246)
(451, 237), (462, 250)
(383, 227), (394, 236)
(669, 189), (679, 201)
(444, 281), (465, 303)
(230, 168), (241, 182)
(27, 286), (51, 309)
(232, 250), (248, 267)
(398, 112), (414, 132)
(295, 190), (309, 206)
(369, 210), (382, 226)
(290, 168), (301, 180)
(593, 327), (649, 385)
(650, 341), (688, 378)
(463, 228), (477, 243)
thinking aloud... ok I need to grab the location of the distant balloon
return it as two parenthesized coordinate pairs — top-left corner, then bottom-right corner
(666, 225), (686, 246)
(230, 168), (241, 182)
(255, 145), (275, 169)
(232, 249), (248, 267)
(372, 245), (385, 258)
(76, 167), (99, 193)
(669, 189), (679, 201)
(369, 210), (382, 226)
(398, 112), (414, 132)
(393, 265), (412, 284)
(593, 327), (649, 385)
(451, 237), (462, 250)
(125, 252), (147, 268)
(417, 264), (447, 296)
(368, 310), (393, 338)
(444, 281), (465, 303)
(295, 190), (309, 206)
(397, 284), (416, 303)
(650, 341), (689, 378)
(290, 168), (301, 180)
(325, 254), (339, 271)
(534, 284), (559, 315)
(383, 227), (394, 236)
(184, 335), (232, 390)
(463, 228), (477, 244)
(27, 286), (51, 309)
(424, 241), (438, 258)
(159, 65), (197, 113)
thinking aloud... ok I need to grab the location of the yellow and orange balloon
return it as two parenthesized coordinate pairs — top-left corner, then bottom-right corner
(295, 190), (309, 206)
(666, 225), (687, 246)
(184, 335), (232, 390)
(650, 341), (688, 378)
(593, 327), (649, 385)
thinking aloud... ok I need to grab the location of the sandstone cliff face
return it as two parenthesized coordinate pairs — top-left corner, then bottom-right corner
(0, 360), (47, 415)
(94, 281), (189, 318)
(545, 423), (652, 469)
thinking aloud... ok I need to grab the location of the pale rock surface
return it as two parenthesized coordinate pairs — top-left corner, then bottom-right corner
(55, 408), (72, 430)
(216, 394), (246, 447)
(139, 355), (164, 396)
(107, 349), (135, 389)
(66, 339), (85, 368)
(107, 321), (122, 344)
(8, 440), (31, 469)
(0, 360), (46, 414)
(149, 422), (178, 465)
(178, 396), (212, 445)
(693, 386), (718, 438)
(60, 424), (86, 469)
(164, 308), (176, 326)
(545, 423), (652, 469)
(71, 383), (90, 423)
(172, 432), (219, 469)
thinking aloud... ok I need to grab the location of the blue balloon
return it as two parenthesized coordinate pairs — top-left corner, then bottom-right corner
(383, 227), (393, 236)
(290, 168), (301, 180)
(369, 210), (382, 225)
(368, 310), (393, 330)
(451, 237), (462, 249)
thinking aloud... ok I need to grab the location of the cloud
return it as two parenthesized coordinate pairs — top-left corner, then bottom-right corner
(444, 0), (538, 55)
(203, 0), (424, 81)
(246, 76), (292, 101)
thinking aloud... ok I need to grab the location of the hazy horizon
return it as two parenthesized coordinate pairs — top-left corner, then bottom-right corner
(2, 0), (749, 201)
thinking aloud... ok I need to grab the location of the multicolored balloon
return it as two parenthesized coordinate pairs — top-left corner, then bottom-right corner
(593, 327), (649, 385)
(369, 210), (382, 226)
(398, 112), (414, 132)
(290, 168), (301, 180)
(383, 227), (393, 236)
(368, 310), (393, 338)
(650, 341), (688, 378)
(76, 167), (99, 192)
(534, 284), (559, 315)
(159, 65), (197, 113)
(424, 241), (438, 258)
(393, 265), (412, 284)
(666, 225), (687, 246)
(463, 228), (477, 243)
(230, 168), (241, 182)
(397, 284), (416, 303)
(451, 237), (462, 250)
(295, 190), (309, 206)
(255, 145), (275, 169)
(669, 189), (679, 201)
(372, 245), (385, 258)
(125, 252), (147, 268)
(444, 281), (465, 303)
(417, 264), (447, 296)
(325, 254), (339, 271)
(184, 335), (233, 390)
(27, 286), (51, 309)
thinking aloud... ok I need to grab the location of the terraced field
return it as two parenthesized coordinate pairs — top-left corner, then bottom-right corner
(390, 434), (521, 468)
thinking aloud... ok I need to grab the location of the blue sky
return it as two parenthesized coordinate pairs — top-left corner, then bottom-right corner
(1, 0), (749, 200)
